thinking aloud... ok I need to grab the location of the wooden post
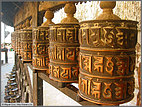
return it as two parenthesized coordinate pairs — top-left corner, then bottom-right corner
(32, 2), (44, 106)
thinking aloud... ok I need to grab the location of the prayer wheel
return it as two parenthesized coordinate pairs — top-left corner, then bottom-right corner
(21, 19), (32, 62)
(11, 32), (15, 50)
(17, 25), (21, 55)
(49, 2), (80, 83)
(78, 1), (138, 105)
(15, 26), (19, 54)
(32, 10), (54, 73)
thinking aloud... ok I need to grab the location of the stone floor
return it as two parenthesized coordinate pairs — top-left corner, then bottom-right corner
(1, 51), (14, 103)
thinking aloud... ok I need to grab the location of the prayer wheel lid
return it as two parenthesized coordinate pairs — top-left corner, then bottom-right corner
(79, 19), (138, 24)
(25, 19), (32, 29)
(96, 1), (121, 20)
(41, 9), (55, 27)
(61, 2), (79, 23)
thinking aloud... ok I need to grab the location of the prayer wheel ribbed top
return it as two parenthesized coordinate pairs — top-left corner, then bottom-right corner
(78, 1), (138, 105)
(32, 10), (54, 73)
(49, 2), (80, 83)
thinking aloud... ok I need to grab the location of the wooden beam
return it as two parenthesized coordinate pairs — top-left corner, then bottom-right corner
(24, 63), (33, 103)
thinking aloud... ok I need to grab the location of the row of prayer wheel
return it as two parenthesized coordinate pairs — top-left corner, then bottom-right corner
(11, 1), (138, 105)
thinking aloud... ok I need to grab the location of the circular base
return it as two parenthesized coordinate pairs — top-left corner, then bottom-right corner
(76, 93), (83, 102)
(78, 91), (134, 105)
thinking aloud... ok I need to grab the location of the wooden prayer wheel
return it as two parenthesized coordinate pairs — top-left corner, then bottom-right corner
(49, 2), (80, 83)
(18, 32), (21, 57)
(16, 25), (21, 55)
(78, 1), (138, 105)
(15, 29), (19, 54)
(21, 19), (32, 62)
(18, 24), (23, 57)
(32, 10), (54, 72)
(32, 27), (50, 71)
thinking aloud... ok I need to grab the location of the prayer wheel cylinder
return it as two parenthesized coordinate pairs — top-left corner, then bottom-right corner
(78, 1), (138, 105)
(11, 32), (15, 50)
(21, 28), (32, 62)
(49, 23), (80, 83)
(32, 27), (50, 71)
(32, 9), (54, 74)
(78, 19), (138, 105)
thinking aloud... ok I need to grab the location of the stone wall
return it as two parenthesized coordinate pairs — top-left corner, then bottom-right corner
(52, 1), (141, 29)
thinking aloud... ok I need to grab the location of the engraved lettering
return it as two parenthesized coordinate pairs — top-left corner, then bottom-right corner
(116, 56), (129, 75)
(105, 57), (114, 75)
(66, 28), (74, 42)
(53, 66), (60, 78)
(82, 55), (92, 73)
(72, 67), (79, 77)
(92, 82), (101, 99)
(94, 56), (103, 73)
(61, 67), (71, 79)
(103, 27), (116, 47)
(114, 81), (127, 99)
(66, 48), (75, 61)
(103, 83), (112, 99)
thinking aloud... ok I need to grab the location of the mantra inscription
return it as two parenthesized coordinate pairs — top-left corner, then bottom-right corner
(21, 29), (32, 62)
(79, 52), (135, 76)
(78, 20), (138, 105)
(79, 73), (134, 104)
(49, 24), (80, 82)
(79, 21), (137, 49)
(32, 27), (49, 71)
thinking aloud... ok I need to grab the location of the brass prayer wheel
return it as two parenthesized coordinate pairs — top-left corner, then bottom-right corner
(32, 27), (50, 71)
(49, 2), (80, 83)
(21, 19), (32, 62)
(15, 30), (19, 54)
(49, 24), (80, 83)
(32, 10), (54, 73)
(17, 25), (21, 55)
(78, 1), (138, 105)
(17, 31), (21, 57)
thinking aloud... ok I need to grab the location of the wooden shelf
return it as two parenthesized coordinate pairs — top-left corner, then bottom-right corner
(26, 63), (98, 106)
